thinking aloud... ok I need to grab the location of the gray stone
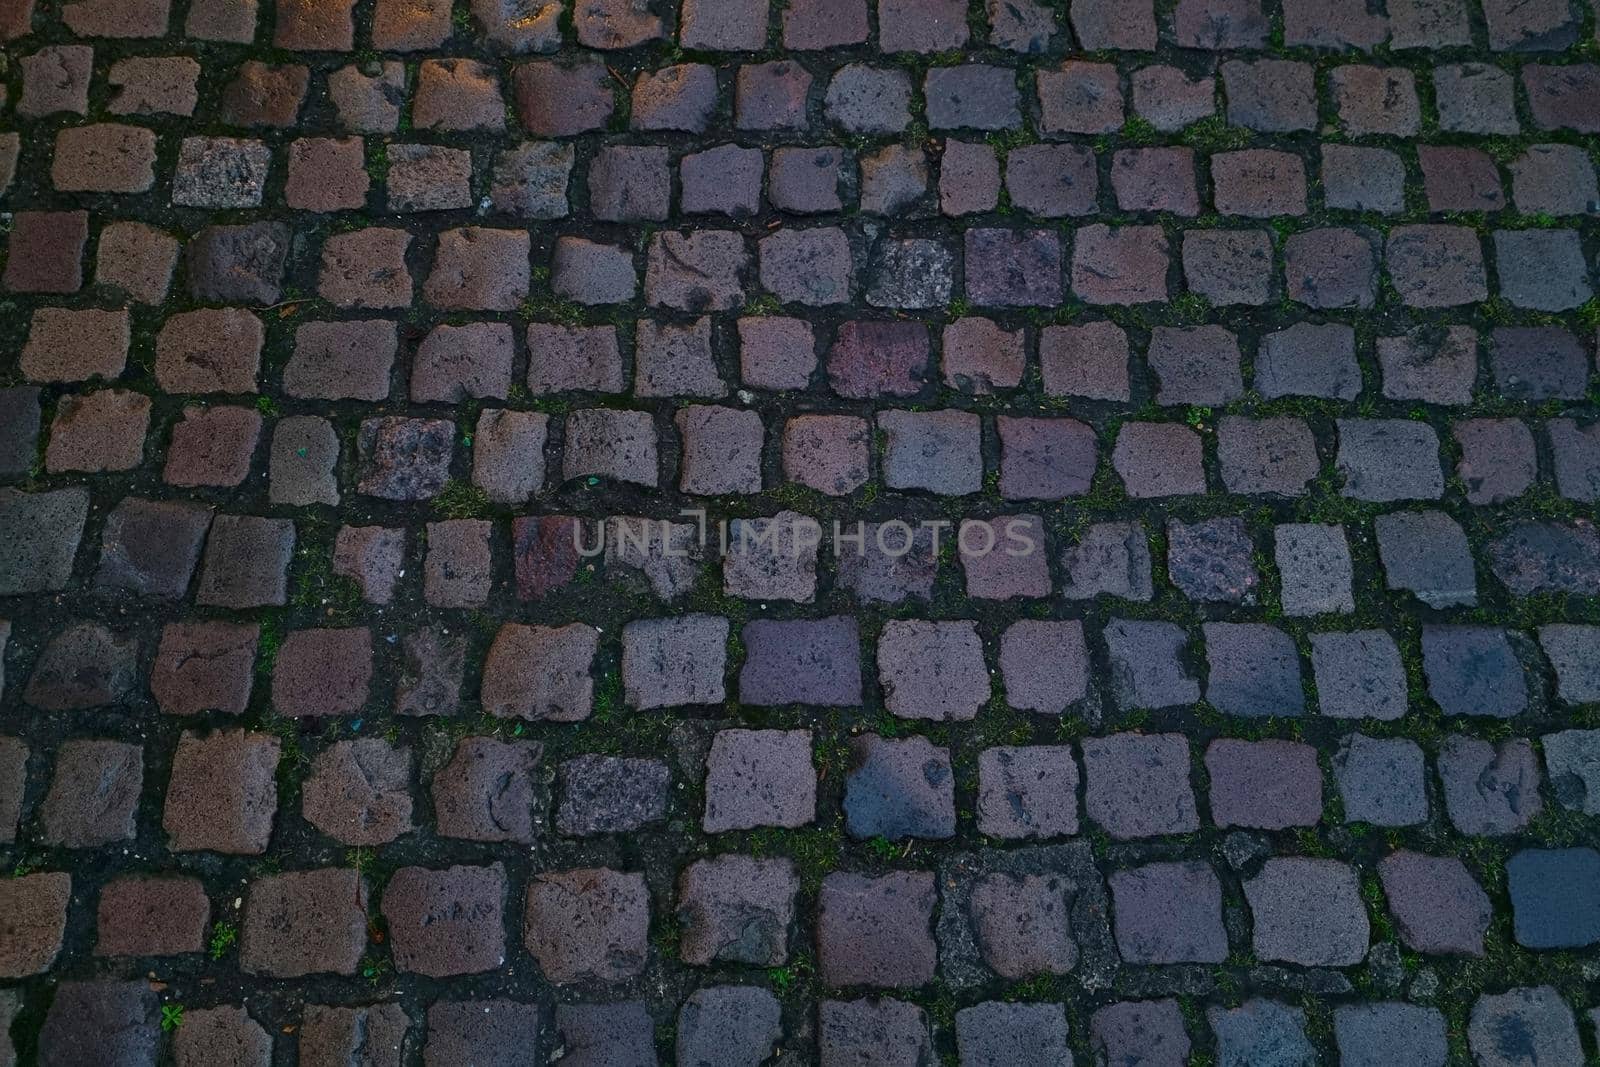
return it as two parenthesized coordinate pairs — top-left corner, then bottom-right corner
(1310, 630), (1408, 720)
(1468, 988), (1582, 1067)
(879, 619), (989, 722)
(1422, 626), (1528, 719)
(1082, 732), (1197, 839)
(1333, 1003), (1447, 1067)
(955, 1002), (1072, 1067)
(1104, 619), (1199, 709)
(1091, 1000), (1191, 1067)
(1333, 734), (1428, 827)
(1539, 625), (1600, 704)
(1209, 1000), (1315, 1067)
(844, 734), (955, 841)
(1439, 734), (1542, 835)
(1206, 739), (1322, 830)
(677, 987), (781, 1067)
(557, 755), (669, 836)
(1543, 728), (1600, 813)
(1508, 848), (1600, 949)
(0, 488), (88, 594)
(1275, 524), (1354, 615)
(1245, 858), (1368, 966)
(1110, 861), (1227, 964)
(1168, 517), (1259, 604)
(1204, 622), (1304, 718)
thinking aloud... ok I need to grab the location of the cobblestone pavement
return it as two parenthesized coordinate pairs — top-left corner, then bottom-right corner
(1, 0), (1600, 1063)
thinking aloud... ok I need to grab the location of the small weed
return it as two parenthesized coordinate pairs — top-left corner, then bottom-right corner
(161, 1004), (185, 1031)
(208, 920), (238, 959)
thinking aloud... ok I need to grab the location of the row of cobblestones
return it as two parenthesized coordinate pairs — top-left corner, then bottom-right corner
(3, 0), (1600, 1064)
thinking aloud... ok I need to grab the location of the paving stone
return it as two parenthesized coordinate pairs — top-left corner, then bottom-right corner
(332, 525), (405, 605)
(1183, 229), (1274, 305)
(769, 146), (844, 213)
(17, 46), (93, 117)
(1334, 1004), (1447, 1067)
(22, 307), (128, 385)
(589, 145), (671, 222)
(1540, 626), (1600, 705)
(678, 987), (782, 1067)
(817, 871), (937, 987)
(1468, 988), (1583, 1067)
(328, 61), (406, 131)
(269, 416), (339, 507)
(955, 1002), (1072, 1067)
(1491, 327), (1593, 403)
(621, 614), (726, 710)
(879, 619), (989, 721)
(95, 875), (209, 957)
(964, 228), (1063, 307)
(1082, 732), (1197, 838)
(1321, 144), (1407, 213)
(1378, 849), (1490, 956)
(197, 515), (294, 608)
(1113, 422), (1206, 497)
(824, 64), (911, 134)
(1206, 739), (1322, 830)
(1496, 229), (1593, 312)
(1245, 858), (1368, 966)
(433, 737), (542, 843)
(1148, 325), (1243, 404)
(1375, 510), (1477, 609)
(844, 734), (955, 840)
(481, 622), (596, 721)
(1216, 419), (1318, 499)
(927, 64), (1022, 131)
(835, 520), (937, 604)
(1275, 524), (1354, 616)
(424, 227), (531, 311)
(0, 873), (70, 976)
(959, 515), (1050, 599)
(423, 518), (493, 608)
(240, 868), (366, 977)
(37, 981), (158, 1067)
(828, 321), (928, 398)
(172, 1007), (271, 1067)
(284, 137), (369, 211)
(164, 406), (261, 488)
(1204, 622), (1304, 717)
(944, 318), (1024, 394)
(1168, 517), (1259, 604)
(678, 854), (798, 966)
(1132, 64), (1215, 128)
(523, 867), (649, 983)
(0, 737), (26, 844)
(319, 228), (413, 309)
(1111, 861), (1227, 963)
(187, 221), (290, 304)
(605, 515), (703, 601)
(356, 416), (453, 499)
(1390, 0), (1470, 47)
(1072, 224), (1169, 305)
(0, 388), (35, 479)
(5, 211), (89, 294)
(681, 144), (763, 217)
(564, 408), (658, 486)
(1336, 419), (1443, 501)
(880, 409), (982, 494)
(1103, 620), (1198, 708)
(25, 622), (138, 710)
(818, 1000), (933, 1065)
(300, 1003), (409, 1067)
(1484, 0), (1579, 49)
(1221, 60), (1316, 131)
(1040, 322), (1130, 400)
(1439, 734), (1542, 834)
(386, 143), (472, 210)
(1418, 146), (1503, 212)
(552, 1003), (656, 1065)
(1510, 144), (1598, 215)
(44, 389), (150, 473)
(1423, 626), (1529, 719)
(1333, 734), (1428, 827)
(1386, 225), (1488, 307)
(867, 238), (953, 308)
(725, 511), (819, 601)
(976, 746), (1079, 839)
(1508, 848), (1600, 949)
(1376, 324), (1477, 405)
(1005, 144), (1097, 217)
(1091, 1000), (1190, 1067)
(738, 317), (815, 390)
(273, 627), (371, 717)
(735, 60), (811, 129)
(1036, 60), (1121, 132)
(1434, 62), (1519, 133)
(1551, 420), (1600, 502)
(762, 227), (853, 306)
(95, 222), (178, 305)
(998, 620), (1088, 713)
(556, 754), (669, 836)
(301, 738), (412, 846)
(1062, 521), (1152, 601)
(704, 729), (815, 832)
(92, 496), (211, 600)
(383, 863), (507, 976)
(423, 1000), (540, 1067)
(1212, 148), (1308, 216)
(1257, 322), (1361, 400)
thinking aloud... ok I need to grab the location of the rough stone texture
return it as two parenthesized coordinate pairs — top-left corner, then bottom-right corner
(0, 1), (1590, 1044)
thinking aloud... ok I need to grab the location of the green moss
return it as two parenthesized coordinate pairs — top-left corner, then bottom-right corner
(431, 479), (493, 519)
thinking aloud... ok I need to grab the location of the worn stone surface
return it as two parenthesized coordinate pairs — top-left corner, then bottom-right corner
(0, 2), (1588, 1049)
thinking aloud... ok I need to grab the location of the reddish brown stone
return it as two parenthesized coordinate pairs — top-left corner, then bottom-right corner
(513, 515), (583, 601)
(96, 877), (209, 957)
(20, 307), (128, 382)
(151, 621), (258, 716)
(273, 628), (372, 717)
(44, 390), (150, 473)
(164, 729), (279, 854)
(4, 211), (88, 294)
(220, 61), (309, 127)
